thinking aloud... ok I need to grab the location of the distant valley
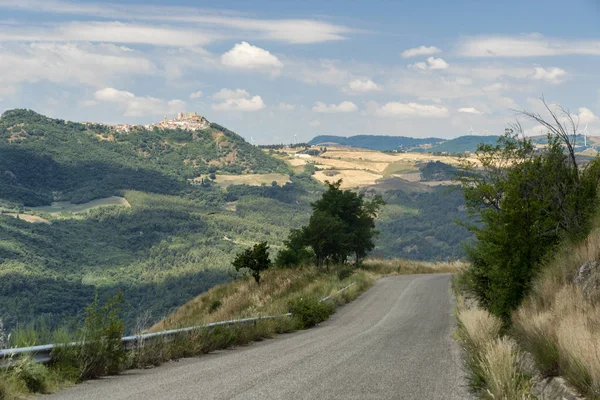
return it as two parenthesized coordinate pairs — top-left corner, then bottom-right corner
(0, 110), (471, 333)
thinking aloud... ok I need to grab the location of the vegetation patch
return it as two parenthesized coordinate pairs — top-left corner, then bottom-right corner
(210, 173), (291, 188)
(28, 196), (130, 214)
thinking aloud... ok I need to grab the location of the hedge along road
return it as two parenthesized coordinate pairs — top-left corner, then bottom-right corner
(46, 274), (470, 400)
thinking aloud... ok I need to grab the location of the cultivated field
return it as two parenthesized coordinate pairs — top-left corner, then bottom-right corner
(273, 146), (468, 191)
(210, 173), (291, 188)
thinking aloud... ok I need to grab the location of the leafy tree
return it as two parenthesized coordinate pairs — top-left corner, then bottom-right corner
(232, 242), (272, 284)
(281, 180), (384, 269)
(275, 229), (314, 267)
(302, 210), (350, 269)
(457, 101), (600, 321)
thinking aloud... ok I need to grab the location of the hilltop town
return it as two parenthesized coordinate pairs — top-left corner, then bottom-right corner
(106, 112), (210, 133)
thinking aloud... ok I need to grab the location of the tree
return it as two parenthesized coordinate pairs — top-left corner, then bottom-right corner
(232, 242), (272, 284)
(302, 210), (350, 269)
(275, 228), (314, 267)
(281, 180), (385, 269)
(457, 100), (600, 321)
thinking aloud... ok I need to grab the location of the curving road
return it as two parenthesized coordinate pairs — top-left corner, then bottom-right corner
(46, 274), (470, 400)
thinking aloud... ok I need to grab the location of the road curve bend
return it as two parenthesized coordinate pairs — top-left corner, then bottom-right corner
(46, 274), (470, 400)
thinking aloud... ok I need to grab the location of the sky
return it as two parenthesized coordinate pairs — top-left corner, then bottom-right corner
(0, 0), (599, 143)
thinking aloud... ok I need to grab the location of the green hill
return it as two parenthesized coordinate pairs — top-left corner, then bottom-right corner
(0, 110), (471, 333)
(0, 109), (286, 206)
(308, 135), (443, 151)
(423, 135), (500, 153)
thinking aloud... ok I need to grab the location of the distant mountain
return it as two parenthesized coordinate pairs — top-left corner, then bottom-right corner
(309, 134), (501, 153)
(423, 135), (500, 153)
(308, 135), (443, 151)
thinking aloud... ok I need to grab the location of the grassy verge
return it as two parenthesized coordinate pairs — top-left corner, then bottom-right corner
(513, 228), (600, 399)
(1, 260), (461, 399)
(454, 294), (534, 399)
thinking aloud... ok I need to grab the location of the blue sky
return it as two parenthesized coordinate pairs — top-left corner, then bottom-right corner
(0, 0), (599, 143)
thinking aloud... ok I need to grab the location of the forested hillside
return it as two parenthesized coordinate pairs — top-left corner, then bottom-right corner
(0, 110), (472, 333)
(0, 109), (286, 206)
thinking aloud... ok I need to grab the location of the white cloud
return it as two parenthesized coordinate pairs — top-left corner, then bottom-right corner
(212, 88), (265, 111)
(576, 107), (599, 125)
(312, 101), (358, 113)
(409, 57), (449, 70)
(0, 21), (215, 47)
(401, 45), (441, 58)
(457, 34), (600, 57)
(0, 42), (156, 90)
(309, 120), (321, 127)
(221, 42), (283, 71)
(0, 0), (356, 44)
(375, 102), (449, 118)
(427, 57), (449, 70)
(343, 78), (382, 94)
(212, 88), (250, 100)
(93, 87), (185, 117)
(278, 103), (295, 110)
(458, 107), (482, 114)
(189, 90), (203, 99)
(531, 67), (566, 84)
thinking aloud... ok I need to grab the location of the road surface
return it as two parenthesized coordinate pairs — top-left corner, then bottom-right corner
(46, 274), (470, 399)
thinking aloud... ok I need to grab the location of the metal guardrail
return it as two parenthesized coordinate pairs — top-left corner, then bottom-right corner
(0, 281), (356, 368)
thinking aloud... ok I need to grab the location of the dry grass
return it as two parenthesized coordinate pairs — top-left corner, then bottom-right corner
(363, 258), (467, 275)
(209, 173), (291, 188)
(316, 157), (389, 173)
(455, 296), (533, 399)
(313, 169), (383, 188)
(513, 227), (600, 398)
(149, 267), (375, 332)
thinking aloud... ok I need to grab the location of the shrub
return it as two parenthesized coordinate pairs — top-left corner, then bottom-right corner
(14, 357), (50, 393)
(337, 266), (354, 281)
(288, 297), (332, 329)
(208, 300), (222, 314)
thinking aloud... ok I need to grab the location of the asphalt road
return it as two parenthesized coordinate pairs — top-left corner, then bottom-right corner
(46, 274), (470, 400)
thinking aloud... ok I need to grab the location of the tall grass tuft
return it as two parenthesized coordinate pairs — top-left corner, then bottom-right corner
(514, 227), (600, 398)
(455, 296), (533, 398)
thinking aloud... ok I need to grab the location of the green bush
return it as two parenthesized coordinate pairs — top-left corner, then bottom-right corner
(208, 300), (222, 314)
(337, 267), (354, 281)
(14, 357), (49, 393)
(288, 297), (333, 329)
(51, 293), (127, 380)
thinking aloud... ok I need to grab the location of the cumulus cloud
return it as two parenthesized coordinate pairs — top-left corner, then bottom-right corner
(457, 34), (600, 57)
(401, 45), (441, 58)
(458, 107), (482, 114)
(221, 42), (283, 71)
(189, 90), (203, 99)
(278, 103), (295, 110)
(410, 57), (449, 71)
(576, 107), (599, 125)
(427, 57), (449, 70)
(531, 67), (566, 84)
(212, 88), (265, 111)
(93, 87), (185, 117)
(375, 102), (449, 118)
(343, 78), (382, 94)
(312, 101), (358, 113)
